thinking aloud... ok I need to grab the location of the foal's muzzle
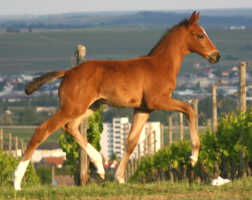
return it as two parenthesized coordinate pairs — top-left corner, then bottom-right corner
(208, 52), (220, 64)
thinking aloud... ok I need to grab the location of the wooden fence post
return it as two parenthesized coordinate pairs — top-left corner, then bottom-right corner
(240, 61), (247, 112)
(9, 133), (12, 154)
(153, 131), (156, 154)
(20, 139), (25, 155)
(0, 128), (3, 150)
(75, 45), (86, 64)
(192, 99), (199, 132)
(79, 121), (89, 185)
(137, 144), (141, 160)
(146, 124), (151, 155)
(160, 123), (165, 149)
(144, 135), (147, 156)
(239, 61), (247, 179)
(75, 44), (89, 185)
(51, 165), (55, 185)
(212, 84), (218, 134)
(212, 84), (220, 178)
(168, 116), (173, 145)
(15, 136), (18, 157)
(179, 113), (184, 141)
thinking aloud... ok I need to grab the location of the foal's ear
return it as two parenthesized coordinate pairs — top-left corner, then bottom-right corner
(189, 11), (200, 25)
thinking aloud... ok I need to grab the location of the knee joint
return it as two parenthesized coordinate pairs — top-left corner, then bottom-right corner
(193, 140), (200, 150)
(65, 124), (78, 137)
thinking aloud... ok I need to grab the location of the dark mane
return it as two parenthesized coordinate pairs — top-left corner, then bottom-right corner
(147, 19), (189, 56)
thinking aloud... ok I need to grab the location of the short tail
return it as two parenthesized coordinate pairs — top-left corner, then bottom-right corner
(25, 70), (67, 95)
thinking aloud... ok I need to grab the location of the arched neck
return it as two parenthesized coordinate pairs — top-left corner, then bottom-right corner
(150, 26), (190, 75)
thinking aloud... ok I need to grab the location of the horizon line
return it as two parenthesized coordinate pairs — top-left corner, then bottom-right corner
(1, 7), (252, 17)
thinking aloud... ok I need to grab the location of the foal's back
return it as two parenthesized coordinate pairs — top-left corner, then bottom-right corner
(59, 56), (155, 109)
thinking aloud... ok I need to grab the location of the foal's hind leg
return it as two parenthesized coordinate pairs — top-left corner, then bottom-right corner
(115, 109), (150, 183)
(65, 109), (105, 179)
(13, 109), (70, 190)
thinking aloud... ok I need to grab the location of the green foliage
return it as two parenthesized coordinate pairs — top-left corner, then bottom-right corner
(0, 150), (40, 186)
(86, 107), (104, 151)
(59, 131), (79, 174)
(36, 166), (51, 184)
(132, 110), (252, 182)
(59, 106), (104, 175)
(109, 152), (119, 161)
(131, 140), (191, 182)
(197, 128), (218, 174)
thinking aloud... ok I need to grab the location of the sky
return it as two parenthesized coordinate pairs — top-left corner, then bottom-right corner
(1, 0), (252, 15)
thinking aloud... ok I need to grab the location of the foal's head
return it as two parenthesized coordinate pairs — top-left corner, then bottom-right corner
(185, 12), (220, 64)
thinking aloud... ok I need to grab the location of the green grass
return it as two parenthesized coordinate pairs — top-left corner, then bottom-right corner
(0, 177), (251, 200)
(1, 127), (62, 145)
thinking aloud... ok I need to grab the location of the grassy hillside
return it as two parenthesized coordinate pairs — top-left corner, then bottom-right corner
(1, 127), (62, 146)
(0, 28), (252, 74)
(1, 9), (252, 28)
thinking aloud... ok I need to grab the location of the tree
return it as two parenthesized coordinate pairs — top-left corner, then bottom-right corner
(109, 152), (119, 161)
(59, 106), (104, 181)
(86, 106), (103, 151)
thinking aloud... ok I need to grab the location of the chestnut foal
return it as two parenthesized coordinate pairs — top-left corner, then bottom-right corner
(13, 11), (220, 190)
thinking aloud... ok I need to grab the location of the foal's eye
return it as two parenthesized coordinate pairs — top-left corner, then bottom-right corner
(197, 34), (204, 39)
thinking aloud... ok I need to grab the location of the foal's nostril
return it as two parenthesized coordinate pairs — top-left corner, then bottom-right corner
(209, 52), (220, 63)
(216, 53), (220, 62)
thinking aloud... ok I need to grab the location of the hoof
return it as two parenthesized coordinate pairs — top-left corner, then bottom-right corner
(115, 176), (125, 184)
(14, 185), (21, 191)
(98, 172), (105, 180)
(97, 164), (105, 180)
(13, 176), (21, 191)
(190, 155), (198, 167)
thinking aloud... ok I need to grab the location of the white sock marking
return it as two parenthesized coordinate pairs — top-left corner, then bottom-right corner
(13, 160), (30, 190)
(190, 155), (198, 162)
(85, 143), (104, 175)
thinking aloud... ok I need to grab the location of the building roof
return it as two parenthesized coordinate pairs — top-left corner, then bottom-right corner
(38, 142), (60, 150)
(43, 156), (65, 165)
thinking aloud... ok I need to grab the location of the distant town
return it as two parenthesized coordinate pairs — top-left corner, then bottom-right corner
(1, 61), (252, 102)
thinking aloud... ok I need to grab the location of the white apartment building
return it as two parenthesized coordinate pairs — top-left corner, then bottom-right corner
(100, 117), (163, 162)
(133, 122), (162, 159)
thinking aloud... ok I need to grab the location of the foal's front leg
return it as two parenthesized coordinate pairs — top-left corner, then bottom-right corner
(149, 97), (200, 166)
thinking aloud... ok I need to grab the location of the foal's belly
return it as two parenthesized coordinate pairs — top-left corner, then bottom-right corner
(102, 94), (142, 108)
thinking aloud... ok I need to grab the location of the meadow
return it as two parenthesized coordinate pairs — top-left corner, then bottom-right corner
(0, 27), (252, 74)
(0, 177), (251, 200)
(1, 127), (62, 145)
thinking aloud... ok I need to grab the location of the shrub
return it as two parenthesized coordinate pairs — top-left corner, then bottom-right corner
(0, 150), (40, 186)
